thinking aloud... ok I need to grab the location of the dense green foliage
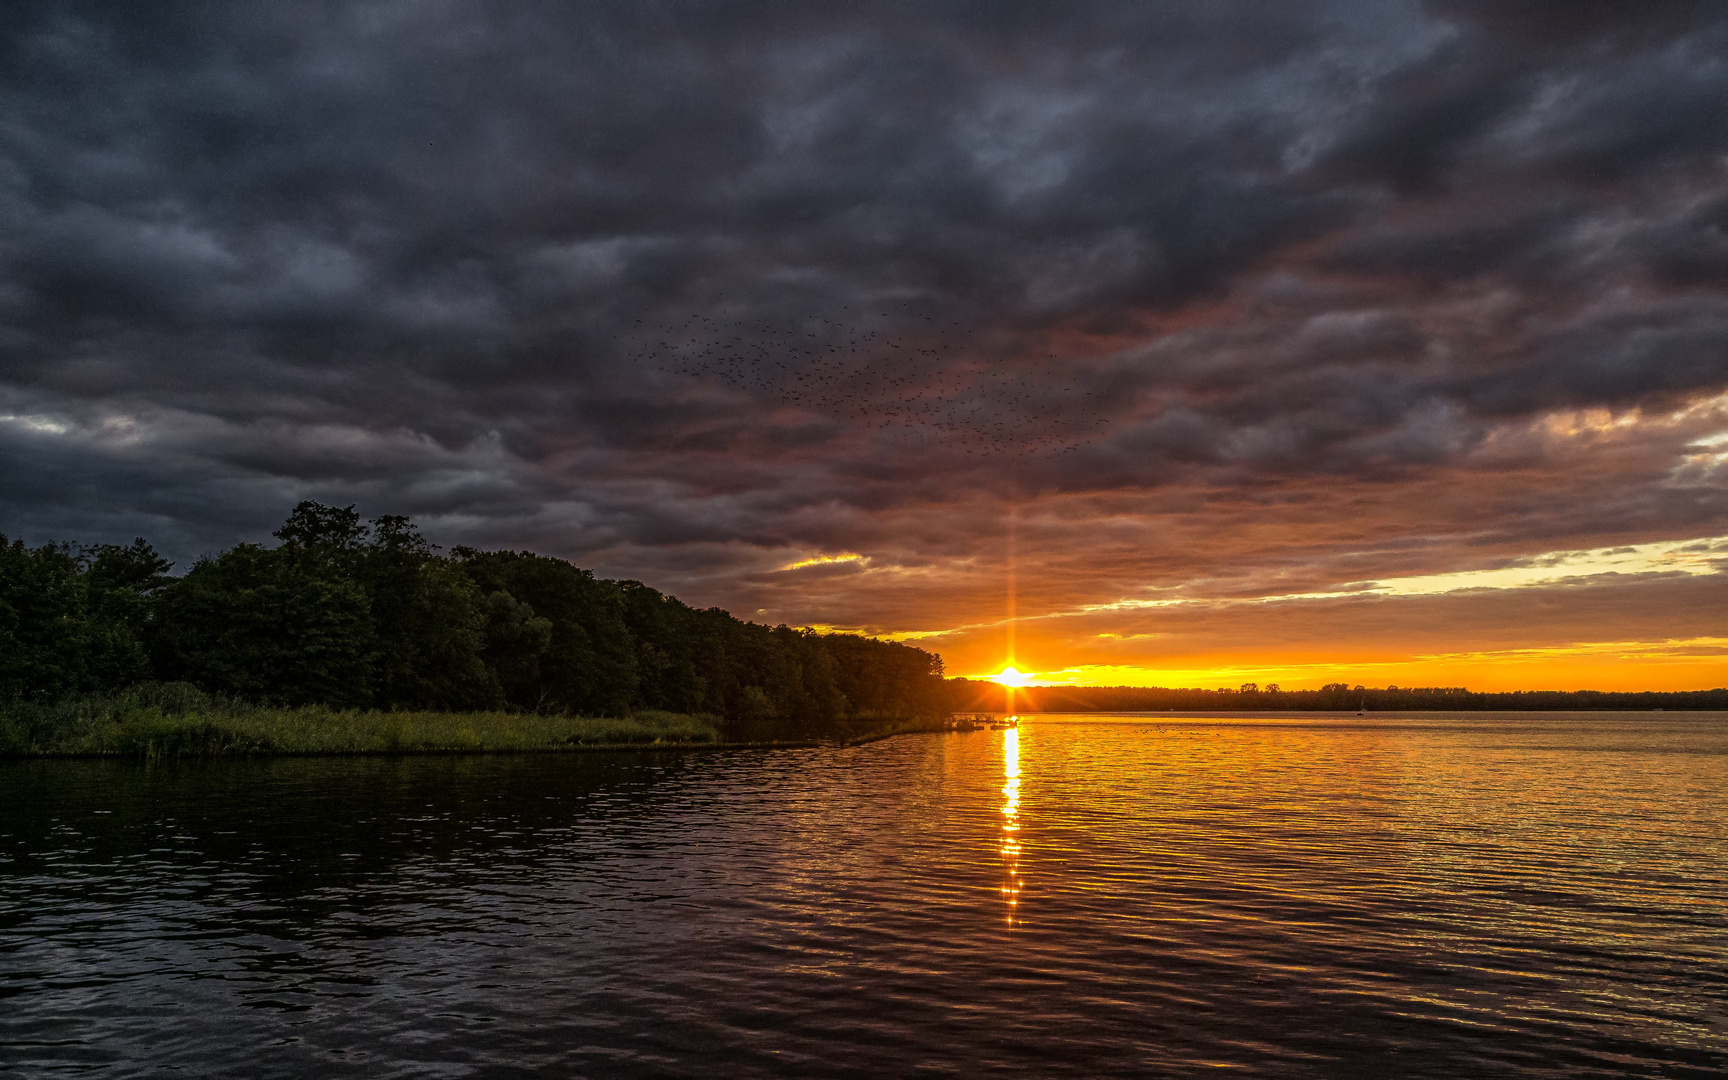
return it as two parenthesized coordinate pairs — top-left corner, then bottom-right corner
(1, 503), (946, 739)
(0, 536), (169, 701)
(948, 680), (1728, 712)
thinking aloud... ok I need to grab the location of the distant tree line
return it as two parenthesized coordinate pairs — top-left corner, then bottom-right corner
(948, 680), (1728, 712)
(0, 503), (947, 736)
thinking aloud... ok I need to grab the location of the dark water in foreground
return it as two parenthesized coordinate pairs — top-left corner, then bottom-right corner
(3, 712), (1725, 1078)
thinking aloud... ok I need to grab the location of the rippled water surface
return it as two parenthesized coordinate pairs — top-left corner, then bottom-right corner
(4, 712), (1726, 1077)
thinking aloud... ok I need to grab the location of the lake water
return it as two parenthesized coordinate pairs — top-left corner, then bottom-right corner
(3, 712), (1726, 1077)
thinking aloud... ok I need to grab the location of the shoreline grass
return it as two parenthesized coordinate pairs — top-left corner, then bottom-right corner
(0, 684), (724, 758)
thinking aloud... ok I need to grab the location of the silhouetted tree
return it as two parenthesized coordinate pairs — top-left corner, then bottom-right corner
(454, 550), (634, 714)
(0, 535), (168, 701)
(152, 541), (380, 706)
(11, 503), (953, 729)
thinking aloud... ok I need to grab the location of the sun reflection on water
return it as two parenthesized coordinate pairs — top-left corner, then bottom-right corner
(1000, 724), (1021, 925)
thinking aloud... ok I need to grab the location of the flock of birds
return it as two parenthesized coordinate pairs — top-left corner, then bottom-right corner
(636, 301), (1113, 459)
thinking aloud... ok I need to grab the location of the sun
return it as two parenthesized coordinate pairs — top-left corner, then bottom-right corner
(992, 666), (1031, 687)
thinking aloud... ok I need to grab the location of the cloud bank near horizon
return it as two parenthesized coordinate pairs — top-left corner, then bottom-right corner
(3, 1), (1726, 687)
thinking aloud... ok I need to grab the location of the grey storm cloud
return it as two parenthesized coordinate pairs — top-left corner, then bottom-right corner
(2, 0), (1727, 589)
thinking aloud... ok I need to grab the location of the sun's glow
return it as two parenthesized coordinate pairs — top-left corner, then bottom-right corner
(971, 634), (1728, 691)
(993, 666), (1031, 687)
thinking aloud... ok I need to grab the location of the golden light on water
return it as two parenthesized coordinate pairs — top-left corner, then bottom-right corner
(1000, 726), (1022, 926)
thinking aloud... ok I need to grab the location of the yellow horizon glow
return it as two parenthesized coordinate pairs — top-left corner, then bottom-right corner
(958, 637), (1728, 692)
(992, 666), (1032, 687)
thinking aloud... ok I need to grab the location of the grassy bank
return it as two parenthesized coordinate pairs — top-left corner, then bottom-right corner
(0, 684), (722, 758)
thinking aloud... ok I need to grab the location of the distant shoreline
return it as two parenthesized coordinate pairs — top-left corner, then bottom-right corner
(949, 682), (1728, 713)
(1005, 708), (1727, 716)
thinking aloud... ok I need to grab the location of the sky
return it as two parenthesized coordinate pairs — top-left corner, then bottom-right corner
(2, 1), (1726, 691)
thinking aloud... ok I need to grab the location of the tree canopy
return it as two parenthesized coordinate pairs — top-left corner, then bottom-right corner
(1, 503), (946, 736)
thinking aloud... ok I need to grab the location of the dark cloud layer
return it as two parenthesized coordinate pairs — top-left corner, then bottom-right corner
(3, 1), (1727, 681)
